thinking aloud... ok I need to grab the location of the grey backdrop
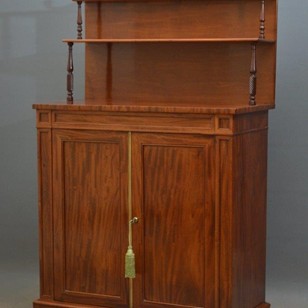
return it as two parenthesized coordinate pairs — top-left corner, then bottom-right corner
(0, 1), (307, 307)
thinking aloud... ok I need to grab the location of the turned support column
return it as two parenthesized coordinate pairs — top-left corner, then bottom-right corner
(259, 0), (265, 39)
(67, 42), (74, 103)
(106, 43), (113, 102)
(249, 44), (257, 106)
(77, 1), (83, 39)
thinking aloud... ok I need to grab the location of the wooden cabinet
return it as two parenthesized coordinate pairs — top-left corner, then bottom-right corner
(33, 1), (277, 307)
(33, 111), (271, 308)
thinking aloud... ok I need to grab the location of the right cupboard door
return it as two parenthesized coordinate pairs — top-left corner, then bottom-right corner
(132, 133), (215, 308)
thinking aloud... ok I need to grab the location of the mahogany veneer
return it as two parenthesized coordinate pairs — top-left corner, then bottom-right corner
(33, 0), (277, 307)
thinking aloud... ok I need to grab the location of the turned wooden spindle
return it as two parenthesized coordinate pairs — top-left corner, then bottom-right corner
(77, 1), (83, 39)
(97, 2), (102, 38)
(67, 42), (74, 103)
(259, 0), (265, 39)
(249, 44), (257, 106)
(106, 43), (113, 102)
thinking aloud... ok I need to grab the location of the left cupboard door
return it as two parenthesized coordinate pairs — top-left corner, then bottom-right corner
(52, 130), (129, 307)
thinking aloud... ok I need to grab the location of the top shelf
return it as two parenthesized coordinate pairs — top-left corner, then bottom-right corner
(62, 38), (276, 44)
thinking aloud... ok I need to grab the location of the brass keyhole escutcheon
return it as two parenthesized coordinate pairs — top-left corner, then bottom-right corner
(130, 217), (139, 224)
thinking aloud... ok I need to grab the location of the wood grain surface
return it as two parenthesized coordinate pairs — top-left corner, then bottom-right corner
(52, 130), (129, 307)
(215, 136), (233, 308)
(231, 130), (268, 307)
(37, 129), (53, 299)
(85, 43), (275, 106)
(132, 133), (215, 308)
(33, 102), (275, 115)
(85, 1), (277, 40)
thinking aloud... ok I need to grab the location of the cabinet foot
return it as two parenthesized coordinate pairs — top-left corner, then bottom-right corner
(255, 302), (271, 308)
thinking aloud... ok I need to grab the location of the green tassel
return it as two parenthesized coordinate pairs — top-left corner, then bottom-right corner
(125, 246), (136, 278)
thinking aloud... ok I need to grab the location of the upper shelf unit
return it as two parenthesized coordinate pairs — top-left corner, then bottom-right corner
(64, 0), (277, 108)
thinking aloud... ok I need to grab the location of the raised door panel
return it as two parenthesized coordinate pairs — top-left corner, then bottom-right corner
(132, 133), (215, 308)
(53, 130), (128, 307)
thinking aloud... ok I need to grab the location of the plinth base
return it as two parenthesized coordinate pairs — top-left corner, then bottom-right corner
(34, 299), (271, 308)
(33, 299), (106, 308)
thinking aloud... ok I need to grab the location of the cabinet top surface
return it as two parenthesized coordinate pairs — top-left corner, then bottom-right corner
(33, 101), (275, 115)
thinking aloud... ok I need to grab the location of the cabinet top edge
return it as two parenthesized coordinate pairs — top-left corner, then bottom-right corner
(33, 102), (275, 115)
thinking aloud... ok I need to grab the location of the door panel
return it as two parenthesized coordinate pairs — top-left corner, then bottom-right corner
(53, 130), (128, 307)
(132, 133), (215, 308)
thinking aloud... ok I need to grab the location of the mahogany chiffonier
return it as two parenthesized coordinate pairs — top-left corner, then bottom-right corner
(33, 1), (277, 307)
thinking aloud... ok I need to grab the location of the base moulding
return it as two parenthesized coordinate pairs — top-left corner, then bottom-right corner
(34, 299), (271, 308)
(33, 299), (107, 308)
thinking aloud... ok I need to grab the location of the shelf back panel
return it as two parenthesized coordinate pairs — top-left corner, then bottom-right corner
(85, 0), (277, 40)
(85, 42), (275, 106)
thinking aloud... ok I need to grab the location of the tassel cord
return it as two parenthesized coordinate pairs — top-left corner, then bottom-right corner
(125, 131), (136, 280)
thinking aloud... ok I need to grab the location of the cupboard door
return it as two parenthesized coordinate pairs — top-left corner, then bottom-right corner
(53, 130), (128, 307)
(132, 133), (215, 308)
